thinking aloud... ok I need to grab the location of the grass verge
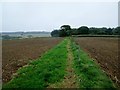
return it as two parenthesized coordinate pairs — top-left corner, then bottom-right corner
(70, 38), (115, 88)
(3, 38), (68, 88)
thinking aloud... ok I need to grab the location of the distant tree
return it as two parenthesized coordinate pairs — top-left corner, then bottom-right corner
(112, 27), (120, 35)
(71, 28), (78, 35)
(51, 30), (60, 37)
(89, 27), (114, 35)
(105, 28), (113, 35)
(97, 27), (107, 35)
(60, 25), (72, 36)
(89, 27), (99, 35)
(58, 30), (67, 37)
(51, 25), (119, 37)
(78, 26), (89, 34)
(60, 25), (71, 30)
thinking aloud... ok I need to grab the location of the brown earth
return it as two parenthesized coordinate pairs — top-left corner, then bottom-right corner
(74, 37), (120, 87)
(2, 37), (63, 83)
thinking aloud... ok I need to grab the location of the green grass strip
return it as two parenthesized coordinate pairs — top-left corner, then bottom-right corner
(3, 38), (68, 88)
(70, 38), (116, 88)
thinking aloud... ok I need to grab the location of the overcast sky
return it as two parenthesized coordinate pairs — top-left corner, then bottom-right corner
(0, 1), (119, 32)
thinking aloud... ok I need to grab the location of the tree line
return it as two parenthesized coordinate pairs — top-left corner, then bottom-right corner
(51, 25), (120, 37)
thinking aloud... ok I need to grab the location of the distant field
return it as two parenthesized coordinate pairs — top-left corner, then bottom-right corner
(74, 37), (120, 86)
(2, 37), (63, 83)
(1, 32), (51, 40)
(3, 33), (51, 38)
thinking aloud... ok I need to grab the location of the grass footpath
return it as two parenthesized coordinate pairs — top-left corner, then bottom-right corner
(3, 39), (68, 88)
(47, 38), (79, 88)
(70, 38), (116, 88)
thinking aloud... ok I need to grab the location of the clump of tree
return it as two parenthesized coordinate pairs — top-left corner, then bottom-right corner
(51, 25), (120, 37)
(77, 26), (89, 34)
(51, 30), (60, 37)
(89, 27), (111, 35)
(60, 25), (72, 36)
(112, 27), (120, 35)
(51, 25), (72, 37)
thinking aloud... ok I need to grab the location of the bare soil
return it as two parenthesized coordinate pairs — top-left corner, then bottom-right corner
(75, 37), (120, 87)
(2, 37), (63, 83)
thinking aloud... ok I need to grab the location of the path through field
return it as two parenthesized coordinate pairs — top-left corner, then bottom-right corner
(3, 38), (115, 88)
(48, 39), (79, 88)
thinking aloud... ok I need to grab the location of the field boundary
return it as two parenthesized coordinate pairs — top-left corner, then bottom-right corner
(72, 35), (119, 37)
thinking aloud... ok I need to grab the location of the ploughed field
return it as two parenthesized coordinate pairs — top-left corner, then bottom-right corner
(2, 37), (63, 83)
(74, 37), (120, 87)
